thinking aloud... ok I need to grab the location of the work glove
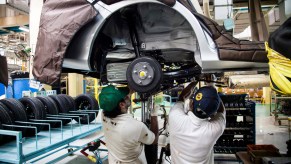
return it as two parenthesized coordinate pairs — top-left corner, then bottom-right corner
(151, 104), (160, 117)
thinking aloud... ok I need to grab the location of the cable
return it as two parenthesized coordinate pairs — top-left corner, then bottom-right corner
(165, 156), (171, 163)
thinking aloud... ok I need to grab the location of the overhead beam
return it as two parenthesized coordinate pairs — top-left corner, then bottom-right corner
(0, 15), (29, 28)
(0, 28), (14, 33)
(249, 0), (269, 41)
(233, 0), (278, 8)
(5, 4), (29, 15)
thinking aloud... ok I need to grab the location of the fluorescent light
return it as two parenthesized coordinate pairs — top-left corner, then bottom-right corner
(19, 26), (29, 32)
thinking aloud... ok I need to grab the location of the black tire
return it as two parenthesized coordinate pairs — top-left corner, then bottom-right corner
(0, 102), (15, 124)
(0, 103), (15, 141)
(19, 97), (46, 135)
(36, 96), (60, 128)
(74, 94), (99, 124)
(49, 95), (70, 113)
(126, 56), (163, 93)
(36, 97), (59, 115)
(58, 94), (76, 111)
(49, 95), (71, 125)
(0, 103), (14, 131)
(0, 122), (3, 143)
(0, 98), (27, 136)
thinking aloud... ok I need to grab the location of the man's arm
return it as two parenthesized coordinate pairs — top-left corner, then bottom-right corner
(150, 115), (159, 144)
(178, 81), (198, 101)
(209, 100), (226, 135)
(217, 99), (225, 113)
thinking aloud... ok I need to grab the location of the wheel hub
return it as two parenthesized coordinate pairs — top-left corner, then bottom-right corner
(132, 62), (154, 86)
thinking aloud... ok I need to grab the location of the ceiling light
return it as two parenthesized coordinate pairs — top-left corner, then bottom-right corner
(19, 26), (29, 32)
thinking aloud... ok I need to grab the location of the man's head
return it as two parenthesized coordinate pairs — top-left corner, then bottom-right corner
(99, 85), (131, 118)
(190, 86), (220, 119)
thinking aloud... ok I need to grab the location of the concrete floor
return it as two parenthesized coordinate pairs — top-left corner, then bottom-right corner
(35, 103), (289, 164)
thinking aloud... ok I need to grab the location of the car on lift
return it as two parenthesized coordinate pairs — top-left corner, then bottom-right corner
(33, 0), (268, 95)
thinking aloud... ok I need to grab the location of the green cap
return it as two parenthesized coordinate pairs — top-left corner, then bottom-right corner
(99, 85), (129, 112)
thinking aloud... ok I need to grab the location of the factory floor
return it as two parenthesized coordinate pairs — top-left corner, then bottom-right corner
(38, 104), (289, 164)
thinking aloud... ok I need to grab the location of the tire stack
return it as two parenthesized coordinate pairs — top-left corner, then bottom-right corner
(0, 94), (99, 141)
(0, 99), (28, 137)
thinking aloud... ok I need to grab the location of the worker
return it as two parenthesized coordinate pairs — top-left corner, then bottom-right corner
(99, 85), (159, 164)
(169, 82), (226, 164)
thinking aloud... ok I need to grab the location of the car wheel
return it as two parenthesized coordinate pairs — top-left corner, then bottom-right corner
(0, 122), (3, 143)
(58, 94), (76, 111)
(126, 57), (163, 93)
(19, 97), (46, 135)
(0, 102), (14, 131)
(0, 98), (28, 136)
(74, 94), (99, 124)
(36, 96), (59, 115)
(36, 96), (59, 128)
(49, 95), (71, 125)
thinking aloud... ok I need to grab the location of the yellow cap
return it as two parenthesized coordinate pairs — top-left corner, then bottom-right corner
(139, 71), (146, 78)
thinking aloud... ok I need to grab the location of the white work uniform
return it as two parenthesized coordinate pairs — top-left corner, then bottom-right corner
(102, 113), (155, 164)
(169, 101), (226, 164)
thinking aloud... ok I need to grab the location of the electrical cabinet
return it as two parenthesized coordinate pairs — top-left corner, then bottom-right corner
(214, 94), (256, 160)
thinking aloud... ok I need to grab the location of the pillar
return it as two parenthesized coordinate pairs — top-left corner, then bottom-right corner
(68, 73), (84, 97)
(203, 0), (212, 18)
(263, 87), (272, 104)
(278, 0), (291, 24)
(29, 0), (43, 78)
(248, 0), (269, 41)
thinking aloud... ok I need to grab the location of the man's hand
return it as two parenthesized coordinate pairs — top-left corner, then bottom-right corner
(178, 81), (198, 101)
(151, 104), (160, 116)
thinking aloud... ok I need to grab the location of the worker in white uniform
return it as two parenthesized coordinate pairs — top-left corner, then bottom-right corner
(99, 85), (159, 164)
(169, 82), (226, 164)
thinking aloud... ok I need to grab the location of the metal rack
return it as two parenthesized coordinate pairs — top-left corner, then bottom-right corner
(0, 111), (102, 164)
(270, 93), (291, 125)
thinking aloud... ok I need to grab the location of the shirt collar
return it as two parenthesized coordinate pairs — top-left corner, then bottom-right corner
(116, 113), (132, 118)
(188, 110), (208, 125)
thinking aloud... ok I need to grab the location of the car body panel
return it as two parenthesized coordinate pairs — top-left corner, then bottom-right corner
(63, 0), (267, 74)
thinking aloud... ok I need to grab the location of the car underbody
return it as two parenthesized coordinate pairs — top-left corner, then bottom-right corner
(33, 0), (268, 94)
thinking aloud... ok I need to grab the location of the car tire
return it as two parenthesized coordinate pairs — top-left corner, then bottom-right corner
(0, 102), (15, 124)
(0, 102), (14, 131)
(36, 97), (59, 115)
(0, 122), (3, 143)
(58, 94), (76, 111)
(0, 98), (28, 136)
(19, 97), (46, 135)
(36, 96), (60, 128)
(74, 94), (99, 124)
(49, 95), (71, 125)
(126, 56), (163, 93)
